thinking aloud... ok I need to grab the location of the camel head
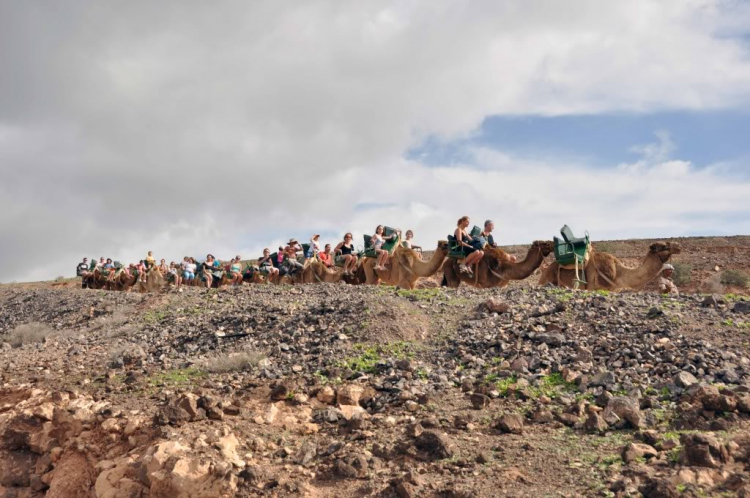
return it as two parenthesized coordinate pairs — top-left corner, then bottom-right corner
(649, 241), (681, 262)
(436, 240), (449, 254)
(531, 240), (555, 257)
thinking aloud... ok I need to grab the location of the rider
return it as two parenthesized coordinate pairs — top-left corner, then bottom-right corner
(202, 254), (218, 287)
(335, 233), (358, 276)
(373, 225), (399, 271)
(258, 248), (280, 278)
(283, 239), (304, 275)
(145, 251), (156, 270)
(181, 257), (196, 284)
(319, 244), (333, 267)
(480, 219), (516, 262)
(402, 230), (422, 254)
(454, 216), (484, 276)
(77, 258), (90, 288)
(307, 235), (321, 259)
(229, 256), (243, 285)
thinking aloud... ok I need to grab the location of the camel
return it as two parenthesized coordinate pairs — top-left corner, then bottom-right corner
(278, 260), (345, 285)
(538, 241), (681, 291)
(362, 241), (449, 289)
(136, 267), (169, 293)
(441, 240), (555, 288)
(85, 269), (114, 290)
(111, 269), (139, 292)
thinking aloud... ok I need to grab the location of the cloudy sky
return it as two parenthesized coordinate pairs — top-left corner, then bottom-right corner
(1, 0), (750, 282)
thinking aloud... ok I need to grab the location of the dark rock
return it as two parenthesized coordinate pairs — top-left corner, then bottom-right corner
(622, 443), (658, 463)
(603, 396), (643, 429)
(673, 371), (698, 388)
(293, 442), (316, 466)
(733, 301), (750, 313)
(0, 450), (36, 487)
(494, 413), (523, 434)
(590, 371), (616, 388)
(470, 393), (490, 410)
(154, 405), (191, 426)
(415, 430), (454, 459)
(640, 477), (679, 498)
(334, 459), (359, 478)
(270, 384), (289, 401)
(680, 433), (727, 468)
(584, 412), (607, 433)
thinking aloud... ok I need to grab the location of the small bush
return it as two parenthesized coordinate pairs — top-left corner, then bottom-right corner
(204, 351), (265, 373)
(721, 269), (749, 288)
(671, 262), (692, 286)
(5, 322), (52, 348)
(701, 274), (725, 294)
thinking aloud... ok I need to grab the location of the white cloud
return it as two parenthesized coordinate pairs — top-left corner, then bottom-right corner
(0, 1), (749, 281)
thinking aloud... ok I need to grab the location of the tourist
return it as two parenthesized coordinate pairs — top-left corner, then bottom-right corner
(319, 244), (333, 267)
(335, 233), (358, 276)
(77, 257), (90, 288)
(283, 239), (304, 274)
(373, 225), (399, 271)
(454, 216), (484, 275)
(259, 248), (280, 277)
(145, 251), (156, 269)
(307, 234), (321, 258)
(181, 257), (196, 284)
(229, 256), (243, 285)
(480, 219), (516, 262)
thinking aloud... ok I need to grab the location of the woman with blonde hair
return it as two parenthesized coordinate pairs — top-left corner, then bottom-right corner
(454, 216), (483, 276)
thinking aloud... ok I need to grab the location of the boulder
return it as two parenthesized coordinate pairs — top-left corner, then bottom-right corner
(337, 385), (364, 406)
(494, 414), (523, 434)
(603, 396), (643, 429)
(673, 371), (698, 388)
(622, 443), (658, 463)
(415, 430), (454, 460)
(680, 433), (727, 468)
(316, 386), (336, 405)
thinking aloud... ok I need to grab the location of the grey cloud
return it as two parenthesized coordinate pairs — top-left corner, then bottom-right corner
(1, 1), (750, 281)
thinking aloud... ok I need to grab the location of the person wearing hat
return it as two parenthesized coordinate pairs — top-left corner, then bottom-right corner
(283, 239), (304, 274)
(307, 234), (321, 259)
(658, 264), (679, 295)
(480, 220), (517, 262)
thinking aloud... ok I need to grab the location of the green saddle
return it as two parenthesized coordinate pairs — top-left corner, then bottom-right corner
(447, 235), (465, 259)
(553, 225), (590, 267)
(447, 226), (482, 258)
(364, 227), (400, 258)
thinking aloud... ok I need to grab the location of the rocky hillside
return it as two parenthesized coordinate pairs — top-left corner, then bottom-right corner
(1, 280), (750, 497)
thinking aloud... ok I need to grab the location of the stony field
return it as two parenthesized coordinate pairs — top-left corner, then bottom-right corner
(1, 235), (750, 497)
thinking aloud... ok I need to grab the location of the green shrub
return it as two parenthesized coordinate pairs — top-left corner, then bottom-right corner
(671, 262), (692, 286)
(721, 269), (749, 288)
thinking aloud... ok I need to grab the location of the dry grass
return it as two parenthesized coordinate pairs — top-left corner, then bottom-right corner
(721, 269), (749, 288)
(4, 322), (53, 348)
(701, 274), (725, 294)
(203, 351), (265, 373)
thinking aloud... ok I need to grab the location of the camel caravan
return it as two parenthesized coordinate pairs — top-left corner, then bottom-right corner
(75, 218), (681, 295)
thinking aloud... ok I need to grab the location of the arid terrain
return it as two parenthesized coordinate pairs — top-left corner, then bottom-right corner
(1, 236), (750, 497)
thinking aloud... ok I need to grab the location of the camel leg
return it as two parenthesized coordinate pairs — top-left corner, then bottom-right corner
(441, 261), (461, 289)
(538, 263), (557, 287)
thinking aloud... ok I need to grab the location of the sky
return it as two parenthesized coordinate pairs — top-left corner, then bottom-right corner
(1, 0), (750, 282)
